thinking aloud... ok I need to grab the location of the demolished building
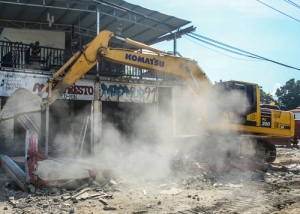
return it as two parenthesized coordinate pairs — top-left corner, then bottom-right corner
(0, 0), (198, 189)
(0, 0), (196, 157)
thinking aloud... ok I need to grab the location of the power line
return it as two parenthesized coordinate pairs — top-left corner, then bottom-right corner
(284, 0), (300, 9)
(187, 32), (300, 71)
(257, 0), (300, 23)
(187, 34), (259, 59)
(184, 35), (260, 61)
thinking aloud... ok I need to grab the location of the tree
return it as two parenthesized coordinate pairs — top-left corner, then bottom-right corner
(260, 87), (276, 105)
(275, 78), (300, 110)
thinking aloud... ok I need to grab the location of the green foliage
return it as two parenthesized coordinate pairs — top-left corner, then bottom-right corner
(275, 78), (300, 111)
(260, 87), (276, 105)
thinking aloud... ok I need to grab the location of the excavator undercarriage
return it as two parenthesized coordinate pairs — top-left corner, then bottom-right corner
(171, 133), (277, 172)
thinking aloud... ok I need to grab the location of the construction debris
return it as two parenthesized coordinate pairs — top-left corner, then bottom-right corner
(1, 147), (300, 213)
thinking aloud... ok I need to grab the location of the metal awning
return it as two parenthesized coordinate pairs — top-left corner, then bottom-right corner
(0, 0), (194, 48)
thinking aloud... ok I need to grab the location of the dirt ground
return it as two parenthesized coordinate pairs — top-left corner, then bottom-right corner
(1, 147), (300, 214)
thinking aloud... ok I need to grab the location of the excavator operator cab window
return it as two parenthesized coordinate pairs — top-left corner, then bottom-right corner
(208, 81), (257, 124)
(228, 82), (257, 115)
(245, 84), (257, 114)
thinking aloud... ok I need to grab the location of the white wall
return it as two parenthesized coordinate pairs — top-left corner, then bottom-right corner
(0, 28), (65, 49)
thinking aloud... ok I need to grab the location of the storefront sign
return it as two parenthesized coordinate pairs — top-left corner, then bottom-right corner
(0, 71), (94, 100)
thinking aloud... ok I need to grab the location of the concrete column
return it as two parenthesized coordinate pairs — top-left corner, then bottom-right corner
(91, 101), (102, 151)
(90, 82), (102, 154)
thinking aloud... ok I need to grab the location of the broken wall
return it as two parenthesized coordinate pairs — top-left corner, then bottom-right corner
(0, 71), (179, 157)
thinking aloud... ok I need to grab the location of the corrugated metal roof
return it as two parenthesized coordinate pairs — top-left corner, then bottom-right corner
(0, 0), (192, 48)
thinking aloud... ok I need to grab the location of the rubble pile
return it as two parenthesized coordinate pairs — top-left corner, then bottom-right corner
(0, 171), (122, 213)
(179, 169), (256, 190)
(1, 147), (300, 213)
(264, 166), (300, 184)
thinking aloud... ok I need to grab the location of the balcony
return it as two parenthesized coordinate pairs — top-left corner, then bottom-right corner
(0, 40), (173, 81)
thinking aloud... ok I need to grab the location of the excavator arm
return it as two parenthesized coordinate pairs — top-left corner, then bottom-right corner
(45, 30), (212, 108)
(0, 30), (212, 120)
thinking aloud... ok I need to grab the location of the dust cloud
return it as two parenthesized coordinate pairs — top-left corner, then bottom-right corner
(42, 83), (256, 183)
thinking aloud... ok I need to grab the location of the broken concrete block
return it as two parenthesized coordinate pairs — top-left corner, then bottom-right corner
(62, 196), (71, 200)
(109, 179), (117, 186)
(28, 184), (35, 193)
(103, 205), (117, 210)
(99, 198), (108, 205)
(75, 192), (89, 200)
(71, 187), (91, 199)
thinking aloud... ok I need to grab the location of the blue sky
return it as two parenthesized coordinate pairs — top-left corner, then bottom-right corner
(128, 0), (300, 95)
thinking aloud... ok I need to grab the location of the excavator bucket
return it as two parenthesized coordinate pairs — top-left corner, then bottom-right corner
(0, 88), (42, 120)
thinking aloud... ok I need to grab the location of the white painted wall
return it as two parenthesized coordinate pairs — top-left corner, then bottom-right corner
(0, 28), (65, 49)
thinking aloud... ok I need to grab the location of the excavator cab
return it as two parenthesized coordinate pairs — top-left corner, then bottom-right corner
(207, 80), (258, 125)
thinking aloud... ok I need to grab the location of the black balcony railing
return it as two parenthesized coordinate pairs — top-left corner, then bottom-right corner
(0, 40), (174, 81)
(0, 41), (69, 70)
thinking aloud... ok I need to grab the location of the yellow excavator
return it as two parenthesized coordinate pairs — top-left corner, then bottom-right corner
(0, 30), (295, 163)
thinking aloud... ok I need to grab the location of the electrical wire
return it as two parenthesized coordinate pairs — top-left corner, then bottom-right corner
(187, 32), (300, 71)
(257, 0), (300, 23)
(284, 0), (300, 9)
(189, 33), (261, 59)
(183, 35), (260, 61)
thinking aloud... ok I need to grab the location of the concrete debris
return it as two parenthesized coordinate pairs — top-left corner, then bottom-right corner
(75, 192), (89, 200)
(99, 198), (108, 205)
(88, 193), (102, 198)
(62, 195), (71, 200)
(1, 147), (300, 213)
(103, 205), (117, 210)
(71, 187), (91, 199)
(109, 179), (118, 186)
(94, 193), (113, 199)
(28, 184), (35, 193)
